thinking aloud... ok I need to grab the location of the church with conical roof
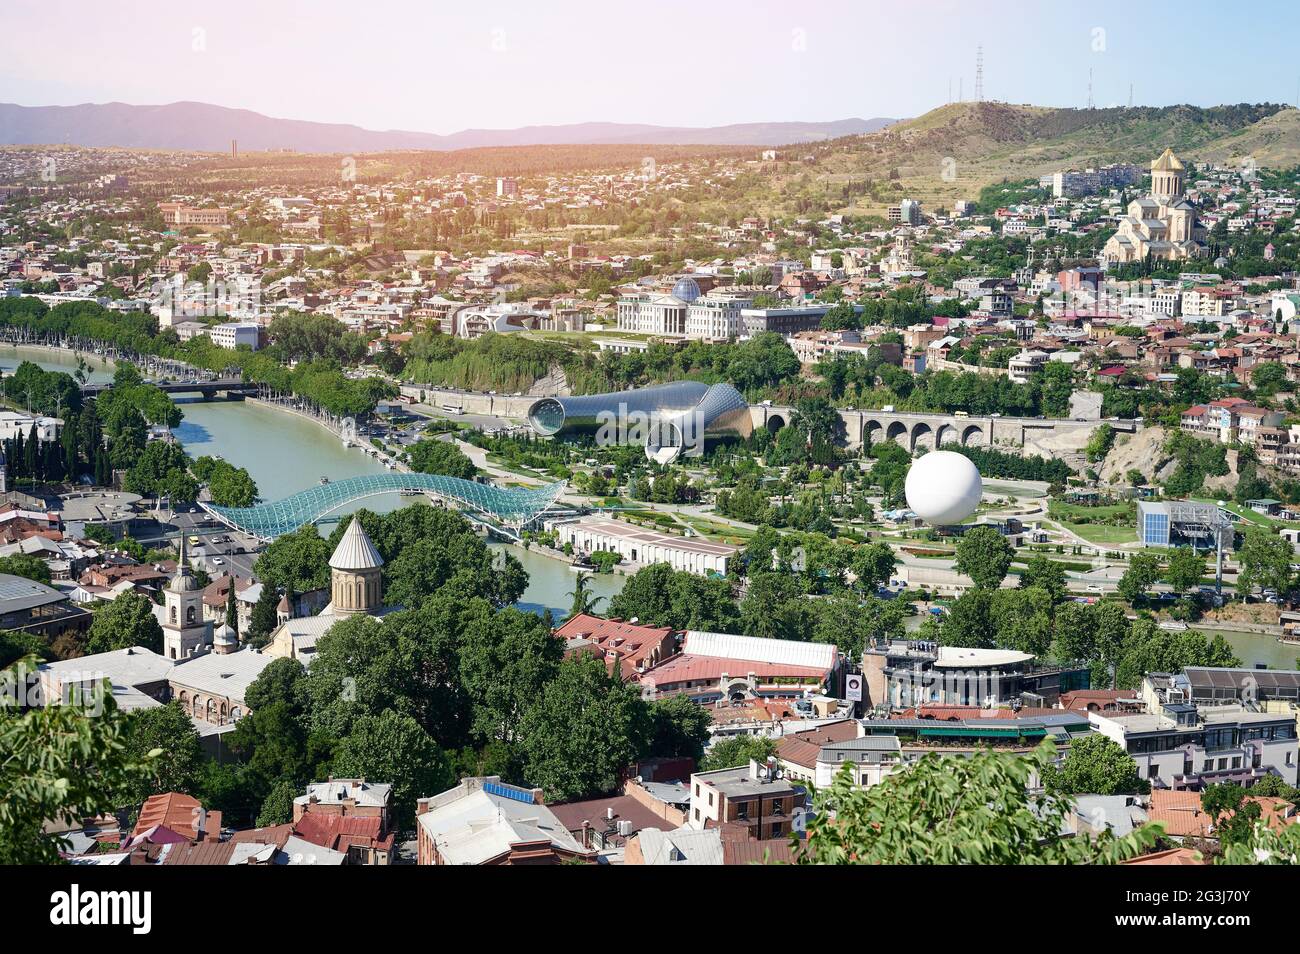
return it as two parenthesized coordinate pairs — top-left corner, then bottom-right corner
(265, 517), (391, 662)
(1102, 148), (1206, 265)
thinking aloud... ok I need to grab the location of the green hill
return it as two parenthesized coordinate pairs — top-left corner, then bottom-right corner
(765, 102), (1297, 216)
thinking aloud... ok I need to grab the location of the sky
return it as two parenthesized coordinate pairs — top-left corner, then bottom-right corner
(3, 0), (1300, 133)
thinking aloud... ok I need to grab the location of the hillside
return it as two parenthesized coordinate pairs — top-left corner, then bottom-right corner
(0, 101), (897, 153)
(780, 102), (1297, 216)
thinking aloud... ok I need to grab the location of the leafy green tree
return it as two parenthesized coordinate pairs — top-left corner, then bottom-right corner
(1043, 734), (1149, 796)
(1236, 527), (1294, 598)
(850, 541), (897, 593)
(1114, 621), (1240, 690)
(567, 571), (603, 618)
(518, 654), (650, 802)
(646, 694), (712, 761)
(332, 710), (454, 827)
(254, 525), (332, 593)
(84, 590), (164, 655)
(408, 438), (478, 479)
(247, 583), (281, 648)
(121, 702), (205, 804)
(1201, 783), (1261, 849)
(207, 462), (259, 507)
(796, 740), (1161, 864)
(0, 554), (52, 585)
(811, 592), (906, 660)
(699, 735), (776, 772)
(1221, 819), (1300, 865)
(1117, 552), (1161, 604)
(256, 778), (299, 828)
(954, 526), (1013, 590)
(0, 659), (151, 863)
(457, 600), (561, 745)
(740, 572), (813, 641)
(1164, 546), (1206, 593)
(988, 587), (1055, 657)
(307, 609), (469, 744)
(1019, 555), (1067, 604)
(607, 563), (739, 632)
(0, 628), (49, 668)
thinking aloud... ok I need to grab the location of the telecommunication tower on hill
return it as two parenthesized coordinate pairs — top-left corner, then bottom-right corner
(975, 45), (984, 102)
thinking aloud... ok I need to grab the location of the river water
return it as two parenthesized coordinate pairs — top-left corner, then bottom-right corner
(5, 345), (623, 619)
(11, 345), (1300, 656)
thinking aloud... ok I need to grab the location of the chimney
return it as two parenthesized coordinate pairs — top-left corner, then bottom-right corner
(416, 797), (432, 817)
(531, 788), (545, 805)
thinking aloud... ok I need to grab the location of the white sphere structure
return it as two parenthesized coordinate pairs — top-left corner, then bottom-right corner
(904, 450), (983, 526)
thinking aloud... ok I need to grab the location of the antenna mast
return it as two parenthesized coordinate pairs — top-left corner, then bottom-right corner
(975, 45), (984, 102)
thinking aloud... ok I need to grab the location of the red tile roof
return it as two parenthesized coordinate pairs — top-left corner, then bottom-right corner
(131, 792), (220, 842)
(293, 812), (394, 853)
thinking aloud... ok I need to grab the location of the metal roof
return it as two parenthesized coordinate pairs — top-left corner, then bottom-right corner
(328, 518), (384, 570)
(0, 572), (68, 612)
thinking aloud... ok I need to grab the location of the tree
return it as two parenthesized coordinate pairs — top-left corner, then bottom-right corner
(567, 571), (603, 618)
(224, 579), (239, 637)
(1201, 783), (1262, 849)
(1018, 555), (1067, 604)
(122, 702), (204, 805)
(247, 583), (280, 648)
(256, 778), (299, 828)
(1164, 546), (1206, 593)
(0, 554), (52, 585)
(408, 438), (478, 479)
(1, 658), (151, 863)
(811, 592), (906, 659)
(518, 655), (650, 802)
(607, 563), (739, 632)
(1117, 551), (1161, 604)
(850, 541), (897, 593)
(646, 694), (712, 762)
(254, 525), (332, 593)
(796, 740), (1161, 865)
(699, 735), (776, 772)
(1222, 818), (1300, 865)
(385, 534), (524, 609)
(84, 590), (164, 655)
(457, 601), (561, 745)
(332, 710), (454, 828)
(954, 526), (1013, 590)
(1236, 527), (1293, 598)
(739, 572), (813, 641)
(1114, 621), (1240, 690)
(1043, 734), (1148, 796)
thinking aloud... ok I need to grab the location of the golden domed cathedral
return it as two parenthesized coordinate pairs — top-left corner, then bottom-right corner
(1102, 148), (1206, 266)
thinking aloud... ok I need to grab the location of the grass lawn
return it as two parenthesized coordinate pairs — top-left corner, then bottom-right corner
(1058, 520), (1137, 545)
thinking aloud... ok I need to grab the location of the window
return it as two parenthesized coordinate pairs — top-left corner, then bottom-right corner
(736, 800), (749, 820)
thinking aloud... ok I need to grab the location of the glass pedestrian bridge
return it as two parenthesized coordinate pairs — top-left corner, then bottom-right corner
(200, 473), (568, 541)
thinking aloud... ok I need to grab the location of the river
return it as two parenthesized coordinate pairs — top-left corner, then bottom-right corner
(10, 345), (1300, 655)
(5, 344), (624, 619)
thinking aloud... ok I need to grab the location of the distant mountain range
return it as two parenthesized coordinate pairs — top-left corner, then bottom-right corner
(0, 101), (898, 153)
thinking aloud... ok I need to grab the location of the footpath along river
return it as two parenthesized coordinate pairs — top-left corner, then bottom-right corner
(2, 344), (623, 620)
(7, 343), (1299, 654)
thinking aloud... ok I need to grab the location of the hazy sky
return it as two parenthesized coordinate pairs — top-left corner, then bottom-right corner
(4, 0), (1299, 132)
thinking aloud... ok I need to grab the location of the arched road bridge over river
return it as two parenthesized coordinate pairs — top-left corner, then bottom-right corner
(405, 385), (1138, 457)
(200, 473), (568, 542)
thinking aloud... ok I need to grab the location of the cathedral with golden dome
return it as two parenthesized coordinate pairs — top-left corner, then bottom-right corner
(1102, 148), (1206, 266)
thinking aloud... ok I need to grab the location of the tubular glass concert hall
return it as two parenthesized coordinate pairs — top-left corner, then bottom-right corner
(527, 381), (752, 463)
